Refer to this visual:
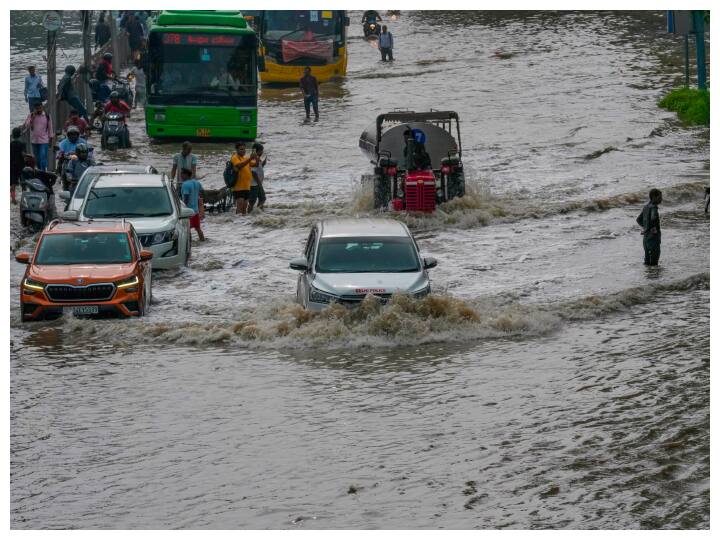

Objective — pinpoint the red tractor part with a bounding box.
[404,170,436,213]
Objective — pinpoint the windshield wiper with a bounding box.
[142,212,172,217]
[89,212,146,217]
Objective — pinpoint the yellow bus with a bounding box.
[256,10,349,84]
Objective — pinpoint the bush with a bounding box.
[658,88,710,126]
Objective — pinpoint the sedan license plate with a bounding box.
[71,305,99,316]
[196,128,211,137]
[108,121,119,127]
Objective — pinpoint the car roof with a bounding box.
[92,173,166,188]
[319,219,410,238]
[84,164,154,174]
[45,221,132,234]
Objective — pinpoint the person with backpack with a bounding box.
[180,168,206,241]
[379,25,394,61]
[636,188,663,266]
[228,142,256,215]
[24,66,45,112]
[23,101,53,171]
[58,65,90,123]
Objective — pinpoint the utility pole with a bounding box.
[692,10,707,90]
[109,11,120,68]
[47,27,57,172]
[82,10,92,113]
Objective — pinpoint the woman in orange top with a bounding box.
[230,141,256,215]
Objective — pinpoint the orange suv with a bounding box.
[15,220,153,321]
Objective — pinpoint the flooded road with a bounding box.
[10,11,709,528]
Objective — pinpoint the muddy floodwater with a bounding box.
[10,11,709,529]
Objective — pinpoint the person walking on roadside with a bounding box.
[230,141,256,215]
[126,13,145,62]
[58,65,90,122]
[23,101,53,172]
[94,13,111,50]
[24,66,45,112]
[299,66,319,121]
[379,25,394,62]
[637,188,663,266]
[10,127,25,204]
[248,142,267,213]
[170,141,197,188]
[180,168,206,242]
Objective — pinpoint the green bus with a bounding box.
[145,11,258,140]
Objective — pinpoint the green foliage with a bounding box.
[658,87,710,126]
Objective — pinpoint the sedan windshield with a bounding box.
[84,187,173,218]
[315,237,420,273]
[35,233,133,265]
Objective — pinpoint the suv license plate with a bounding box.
[72,305,99,315]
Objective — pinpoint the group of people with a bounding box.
[166,140,269,242]
[362,10,395,62]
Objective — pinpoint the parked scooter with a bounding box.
[19,167,56,231]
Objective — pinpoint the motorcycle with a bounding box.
[363,20,381,39]
[88,77,134,106]
[101,112,131,150]
[20,177,56,231]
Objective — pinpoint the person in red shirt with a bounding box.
[64,109,90,137]
[103,91,132,148]
[104,92,131,117]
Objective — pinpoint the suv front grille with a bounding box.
[46,283,115,302]
[339,293,394,306]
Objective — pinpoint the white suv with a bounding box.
[290,219,436,311]
[64,174,193,269]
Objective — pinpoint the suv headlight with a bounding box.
[309,285,339,304]
[115,275,139,289]
[149,229,176,245]
[23,278,46,292]
[412,284,431,299]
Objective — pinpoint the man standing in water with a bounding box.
[230,142,256,215]
[379,25,394,61]
[299,66,319,121]
[637,188,662,266]
[170,141,197,189]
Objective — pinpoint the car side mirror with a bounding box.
[179,207,195,219]
[423,256,437,270]
[140,250,153,261]
[289,256,309,271]
[345,16,351,26]
[58,190,71,201]
[62,210,79,221]
[15,252,31,264]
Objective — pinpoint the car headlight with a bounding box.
[309,285,339,304]
[23,278,46,291]
[154,113,166,121]
[115,275,139,289]
[149,229,176,245]
[412,284,431,299]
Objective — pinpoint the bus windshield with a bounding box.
[148,32,256,104]
[263,11,343,43]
